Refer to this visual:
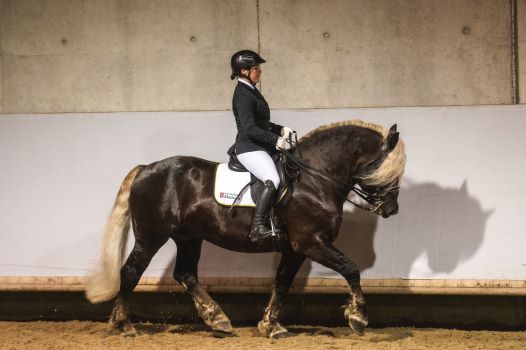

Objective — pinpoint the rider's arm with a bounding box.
[269,122,284,136]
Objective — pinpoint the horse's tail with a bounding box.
[85,165,145,304]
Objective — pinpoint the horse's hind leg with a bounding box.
[258,251,305,339]
[173,237,233,334]
[110,238,167,336]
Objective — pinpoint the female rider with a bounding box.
[230,50,292,242]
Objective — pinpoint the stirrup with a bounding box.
[249,223,281,242]
[249,228,273,242]
[269,206,285,232]
[270,213,284,232]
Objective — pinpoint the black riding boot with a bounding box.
[250,180,281,242]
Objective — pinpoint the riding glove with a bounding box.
[276,137,290,150]
[281,126,293,140]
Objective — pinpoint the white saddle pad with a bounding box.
[214,163,256,207]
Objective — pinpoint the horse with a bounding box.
[85,119,406,339]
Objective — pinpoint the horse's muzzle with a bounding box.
[381,204,399,218]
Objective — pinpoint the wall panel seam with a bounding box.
[256,0,262,92]
[0,9,3,112]
[510,0,520,104]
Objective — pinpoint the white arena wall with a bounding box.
[1,105,525,295]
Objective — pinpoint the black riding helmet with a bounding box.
[230,49,266,80]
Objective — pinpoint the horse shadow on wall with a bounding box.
[279,179,492,281]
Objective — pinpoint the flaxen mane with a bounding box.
[300,120,406,186]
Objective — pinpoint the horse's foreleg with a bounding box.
[110,239,166,336]
[173,237,233,334]
[302,242,368,336]
[258,252,305,339]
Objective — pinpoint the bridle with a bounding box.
[279,132,399,215]
[349,183,400,215]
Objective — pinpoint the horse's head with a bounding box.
[298,120,406,218]
[352,124,406,218]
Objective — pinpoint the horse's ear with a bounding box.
[387,132,399,152]
[389,124,397,134]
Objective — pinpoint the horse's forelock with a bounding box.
[362,139,406,186]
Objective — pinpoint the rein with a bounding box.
[281,132,397,214]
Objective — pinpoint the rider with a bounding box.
[230,49,293,242]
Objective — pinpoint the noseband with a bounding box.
[280,133,399,214]
[350,184,399,214]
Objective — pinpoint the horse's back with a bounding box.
[134,155,217,185]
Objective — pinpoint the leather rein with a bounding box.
[280,132,399,214]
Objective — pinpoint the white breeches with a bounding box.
[237,151,280,189]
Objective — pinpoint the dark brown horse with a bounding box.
[85,120,406,338]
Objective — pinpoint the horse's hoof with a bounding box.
[258,320,290,339]
[348,316,366,336]
[108,319,137,337]
[212,320,234,334]
[270,328,291,339]
[120,322,138,337]
[212,330,236,338]
[257,320,269,337]
[121,329,137,337]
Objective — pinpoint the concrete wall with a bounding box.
[0,0,257,113]
[0,0,522,113]
[261,0,512,108]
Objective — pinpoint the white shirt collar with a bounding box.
[238,78,255,89]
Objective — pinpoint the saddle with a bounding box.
[226,145,290,204]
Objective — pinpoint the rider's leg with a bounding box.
[237,151,280,241]
[250,179,279,241]
[237,150,280,189]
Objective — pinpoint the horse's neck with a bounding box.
[305,151,350,183]
[302,137,349,173]
[298,127,381,190]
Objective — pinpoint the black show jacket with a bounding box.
[231,82,283,155]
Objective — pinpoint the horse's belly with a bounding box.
[194,230,276,254]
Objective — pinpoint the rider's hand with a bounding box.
[276,137,290,150]
[281,126,293,140]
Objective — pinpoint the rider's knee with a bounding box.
[267,176,279,189]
